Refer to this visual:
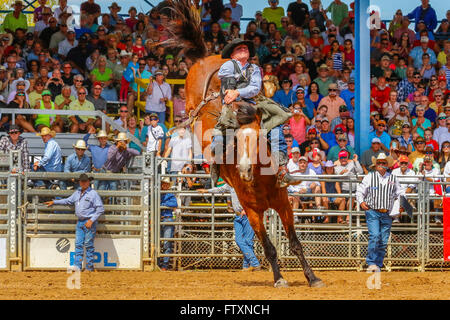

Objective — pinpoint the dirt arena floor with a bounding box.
[0,270,449,300]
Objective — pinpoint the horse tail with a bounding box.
[163,0,208,62]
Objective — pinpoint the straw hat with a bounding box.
[72,139,87,150]
[371,153,394,168]
[36,126,56,137]
[96,130,108,138]
[114,132,130,143]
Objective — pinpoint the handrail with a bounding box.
[0,108,144,149]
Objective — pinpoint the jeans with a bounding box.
[96,180,117,190]
[365,209,393,268]
[159,216,174,269]
[268,125,287,156]
[74,220,97,271]
[234,215,260,268]
[32,166,64,189]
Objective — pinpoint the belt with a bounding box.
[376,209,389,213]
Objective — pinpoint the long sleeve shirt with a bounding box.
[102,144,140,173]
[407,5,438,32]
[83,133,110,170]
[53,187,104,222]
[218,60,262,99]
[64,153,91,173]
[356,171,405,212]
[160,193,177,217]
[206,183,243,213]
[38,138,62,172]
[0,136,30,171]
[335,160,364,192]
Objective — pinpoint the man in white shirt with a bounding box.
[334,149,364,210]
[34,7,52,36]
[286,149,321,214]
[145,70,172,125]
[54,0,73,23]
[391,155,417,223]
[435,116,450,149]
[58,29,77,60]
[163,127,192,175]
[145,113,165,155]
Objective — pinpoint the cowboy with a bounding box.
[215,38,299,188]
[45,173,104,272]
[102,132,140,190]
[33,126,62,188]
[60,139,91,190]
[83,128,110,189]
[356,153,404,272]
[0,124,30,173]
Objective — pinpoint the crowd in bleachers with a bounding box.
[0,0,449,224]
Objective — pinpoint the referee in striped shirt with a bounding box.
[356,153,405,272]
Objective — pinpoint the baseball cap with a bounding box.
[8,124,22,133]
[41,90,52,96]
[370,111,379,116]
[291,147,300,154]
[381,54,391,61]
[377,119,387,125]
[334,124,347,134]
[296,86,305,93]
[149,113,159,119]
[67,29,75,34]
[154,70,164,76]
[165,54,174,60]
[348,77,355,84]
[321,117,329,122]
[283,124,290,129]
[255,10,262,15]
[319,64,329,70]
[324,160,335,168]
[338,150,349,158]
[299,156,308,162]
[415,136,425,143]
[339,105,348,112]
[307,127,317,134]
[438,112,447,119]
[418,19,425,24]
[371,137,382,144]
[438,75,446,81]
[398,155,409,163]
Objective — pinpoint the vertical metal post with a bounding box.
[355,0,371,156]
[142,153,152,270]
[211,191,216,257]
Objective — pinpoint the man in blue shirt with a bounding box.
[368,120,391,154]
[60,140,92,190]
[159,177,178,271]
[33,127,62,188]
[83,128,111,190]
[318,117,336,153]
[45,173,104,271]
[272,79,296,108]
[409,37,437,70]
[407,0,437,32]
[340,77,355,114]
[293,86,314,120]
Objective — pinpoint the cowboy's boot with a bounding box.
[273,151,303,188]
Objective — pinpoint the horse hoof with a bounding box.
[310,279,326,288]
[274,278,289,288]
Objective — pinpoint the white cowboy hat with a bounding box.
[96,130,108,138]
[11,78,30,92]
[36,126,56,138]
[161,177,173,186]
[114,132,130,143]
[119,50,132,57]
[371,153,394,168]
[0,33,13,46]
[72,139,87,150]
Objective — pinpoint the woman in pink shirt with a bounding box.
[289,102,311,144]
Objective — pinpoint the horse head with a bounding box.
[235,104,263,183]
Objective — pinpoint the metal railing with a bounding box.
[1,150,450,271]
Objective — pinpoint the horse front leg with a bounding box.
[271,194,326,288]
[245,207,287,288]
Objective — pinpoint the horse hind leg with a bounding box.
[246,209,287,288]
[272,197,326,288]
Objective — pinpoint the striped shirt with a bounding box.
[356,171,404,211]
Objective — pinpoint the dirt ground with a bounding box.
[0,271,449,300]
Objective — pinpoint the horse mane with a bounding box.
[162,0,208,63]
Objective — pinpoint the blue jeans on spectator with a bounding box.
[159,216,174,269]
[234,214,260,269]
[101,87,118,101]
[32,166,64,189]
[365,209,393,268]
[74,220,97,271]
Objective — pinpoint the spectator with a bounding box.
[33,126,62,188]
[424,128,439,153]
[46,69,65,99]
[287,153,322,214]
[318,83,346,121]
[326,0,348,28]
[330,105,350,131]
[382,90,401,121]
[1,91,34,133]
[173,87,186,118]
[0,125,30,173]
[419,155,442,224]
[409,36,437,70]
[89,55,117,101]
[430,89,445,114]
[145,70,172,124]
[289,61,311,88]
[284,133,299,157]
[107,2,123,26]
[335,150,363,214]
[306,81,323,111]
[145,113,165,156]
[39,16,59,48]
[292,86,314,119]
[262,0,285,29]
[262,44,282,67]
[83,128,110,187]
[370,76,391,114]
[327,133,355,162]
[409,136,426,165]
[438,141,450,173]
[68,87,95,133]
[45,173,104,272]
[58,29,77,61]
[289,102,310,145]
[120,53,139,103]
[307,148,325,172]
[397,66,416,103]
[66,35,93,74]
[313,64,333,96]
[61,139,91,190]
[224,0,243,24]
[407,0,437,33]
[127,115,145,154]
[54,85,75,128]
[318,117,335,152]
[113,104,129,128]
[361,138,384,174]
[412,105,432,138]
[320,160,346,223]
[368,119,391,153]
[3,1,28,34]
[53,0,73,24]
[33,89,64,133]
[273,79,295,108]
[7,78,30,104]
[164,127,192,176]
[86,81,108,130]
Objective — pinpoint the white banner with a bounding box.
[29,237,141,269]
[0,237,6,269]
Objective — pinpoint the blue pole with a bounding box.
[355,0,371,156]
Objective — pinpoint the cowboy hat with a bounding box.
[78,173,93,182]
[73,139,87,150]
[114,132,130,143]
[119,50,132,57]
[0,33,13,46]
[11,78,30,92]
[221,38,255,59]
[96,130,108,138]
[161,177,173,186]
[108,2,121,10]
[371,153,394,168]
[36,126,56,137]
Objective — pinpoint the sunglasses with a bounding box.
[311,141,319,144]
[338,139,347,142]
[400,162,408,165]
[378,124,386,127]
[416,141,425,144]
[75,80,83,82]
[17,93,25,96]
[9,131,20,134]
[329,89,337,92]
[443,145,450,148]
[285,139,292,142]
[78,92,86,95]
[425,151,433,154]
[439,117,446,120]
[150,117,158,121]
[414,76,421,78]
[120,110,128,113]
